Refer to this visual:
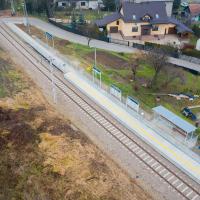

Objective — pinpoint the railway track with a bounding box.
[0,22,200,200]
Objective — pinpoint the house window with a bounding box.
[116,20,119,25]
[132,26,138,32]
[155,14,159,19]
[152,25,159,31]
[142,15,151,21]
[81,1,86,6]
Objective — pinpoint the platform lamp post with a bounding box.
[22,0,30,34]
[49,57,57,104]
[10,0,16,16]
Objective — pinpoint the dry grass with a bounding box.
[0,48,153,199]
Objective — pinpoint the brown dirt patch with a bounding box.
[86,51,129,69]
[0,37,153,200]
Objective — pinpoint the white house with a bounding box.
[57,0,104,10]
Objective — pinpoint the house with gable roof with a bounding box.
[96,1,192,41]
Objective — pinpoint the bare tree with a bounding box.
[78,24,101,46]
[145,47,168,88]
[162,65,185,88]
[129,55,140,81]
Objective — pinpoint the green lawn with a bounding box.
[54,9,112,21]
[189,35,198,46]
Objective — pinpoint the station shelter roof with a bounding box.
[153,105,197,134]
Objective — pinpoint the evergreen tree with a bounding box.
[78,11,85,25]
[71,10,77,29]
[102,0,115,11]
[173,0,181,11]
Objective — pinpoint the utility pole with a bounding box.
[49,57,57,104]
[23,0,30,34]
[93,47,96,82]
[92,47,102,88]
[10,0,16,16]
[94,47,97,68]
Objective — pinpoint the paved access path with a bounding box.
[2,17,200,72]
[2,17,135,53]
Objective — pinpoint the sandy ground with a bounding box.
[0,47,153,199]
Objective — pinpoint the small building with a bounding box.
[196,38,200,51]
[57,0,104,10]
[188,4,200,22]
[96,1,193,40]
[153,105,198,147]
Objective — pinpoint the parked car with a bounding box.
[181,2,189,7]
[182,107,197,121]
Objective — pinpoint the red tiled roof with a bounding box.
[189,4,200,16]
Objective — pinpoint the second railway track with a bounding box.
[0,22,199,200]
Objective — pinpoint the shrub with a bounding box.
[144,42,179,57]
[192,24,200,37]
[195,128,200,141]
[182,43,195,50]
[182,48,200,59]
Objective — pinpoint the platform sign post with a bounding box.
[45,32,54,48]
[49,57,57,104]
[92,66,102,88]
[110,85,122,101]
[126,96,139,113]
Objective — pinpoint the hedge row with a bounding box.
[182,48,200,59]
[192,24,200,38]
[144,42,179,57]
